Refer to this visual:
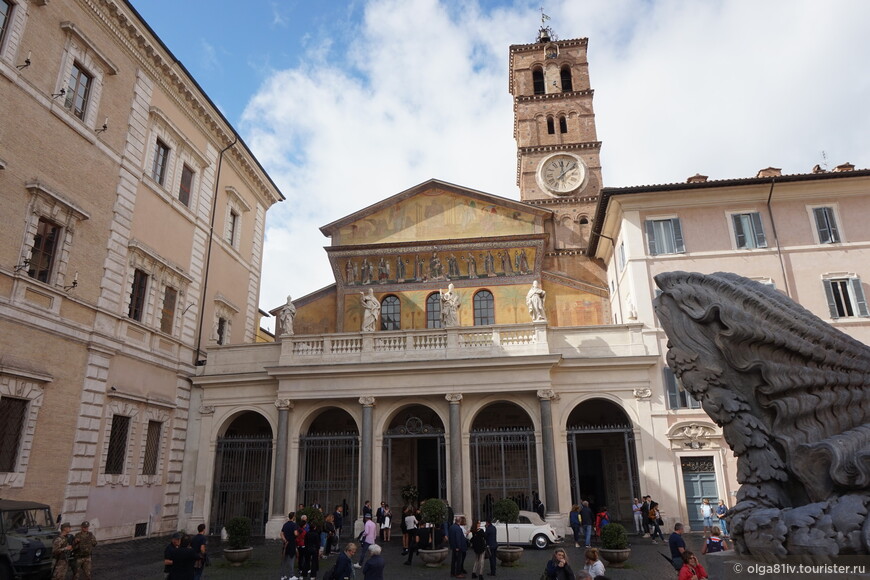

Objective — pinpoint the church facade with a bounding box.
[185,26,745,538]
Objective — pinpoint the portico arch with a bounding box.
[382,405,446,511]
[470,402,539,520]
[209,411,273,535]
[298,407,360,520]
[566,398,638,522]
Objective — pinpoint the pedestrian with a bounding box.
[190,523,207,580]
[355,512,377,568]
[279,512,299,580]
[332,505,344,541]
[715,499,729,537]
[678,551,708,580]
[52,522,75,580]
[72,521,97,580]
[323,514,337,557]
[484,519,498,577]
[648,501,665,544]
[448,516,467,578]
[701,526,728,554]
[640,496,651,537]
[668,522,687,570]
[381,504,392,542]
[165,534,197,580]
[301,520,320,579]
[362,544,385,580]
[544,547,575,579]
[569,504,581,547]
[331,543,356,580]
[583,547,606,578]
[468,520,487,579]
[699,498,713,535]
[631,498,644,535]
[594,506,610,540]
[579,501,594,548]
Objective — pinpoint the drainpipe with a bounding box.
[765,177,792,298]
[194,137,237,365]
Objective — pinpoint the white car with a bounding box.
[493,510,562,549]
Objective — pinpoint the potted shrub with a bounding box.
[417,498,448,567]
[223,516,253,566]
[401,484,419,509]
[599,522,630,567]
[493,498,522,567]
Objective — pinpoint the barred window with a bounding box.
[380,295,400,330]
[217,317,228,345]
[151,139,170,185]
[142,421,162,475]
[178,164,194,206]
[128,268,148,321]
[28,217,60,283]
[426,293,442,329]
[473,290,495,326]
[159,286,178,334]
[0,397,28,472]
[105,415,131,475]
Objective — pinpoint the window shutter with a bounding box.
[671,218,685,253]
[664,367,679,409]
[851,278,869,317]
[732,214,746,248]
[814,207,838,243]
[646,220,659,256]
[751,212,767,248]
[823,279,839,318]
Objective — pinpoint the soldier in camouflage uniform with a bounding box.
[73,521,97,580]
[52,522,74,580]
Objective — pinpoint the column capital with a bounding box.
[536,389,559,401]
[359,395,376,407]
[445,393,463,404]
[275,398,294,410]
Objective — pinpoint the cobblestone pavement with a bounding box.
[92,531,720,579]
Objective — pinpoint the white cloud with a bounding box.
[242,0,870,328]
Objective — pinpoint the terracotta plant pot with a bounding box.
[599,547,630,568]
[495,546,523,567]
[222,547,253,566]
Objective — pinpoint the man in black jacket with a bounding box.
[485,520,498,577]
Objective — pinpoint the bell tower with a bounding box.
[509,23,603,253]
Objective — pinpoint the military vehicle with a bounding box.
[0,500,57,579]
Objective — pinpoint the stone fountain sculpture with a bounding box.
[653,271,869,557]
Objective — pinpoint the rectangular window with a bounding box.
[0,397,28,472]
[28,217,60,283]
[645,218,685,255]
[228,210,240,246]
[732,212,767,249]
[64,62,92,120]
[664,367,701,410]
[823,278,869,319]
[217,317,227,345]
[142,420,162,475]
[0,1,12,49]
[128,268,148,321]
[151,139,170,185]
[617,242,626,271]
[159,286,178,334]
[105,415,130,475]
[813,207,841,244]
[178,164,194,206]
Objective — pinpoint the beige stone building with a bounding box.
[0,0,282,540]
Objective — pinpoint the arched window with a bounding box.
[532,67,545,95]
[560,66,573,92]
[380,295,400,330]
[473,290,495,326]
[559,116,568,133]
[426,293,441,329]
[578,216,590,225]
[546,117,555,135]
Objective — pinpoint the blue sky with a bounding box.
[129,1,870,329]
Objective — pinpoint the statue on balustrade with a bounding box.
[526,281,546,322]
[440,283,460,327]
[654,271,870,557]
[360,288,380,332]
[279,295,296,336]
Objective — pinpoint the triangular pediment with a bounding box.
[320,179,551,246]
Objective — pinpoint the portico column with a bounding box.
[537,389,559,514]
[446,393,464,514]
[272,398,292,516]
[359,396,375,515]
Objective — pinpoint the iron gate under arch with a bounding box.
[470,428,538,521]
[298,432,359,518]
[566,423,640,518]
[382,417,446,507]
[209,434,273,536]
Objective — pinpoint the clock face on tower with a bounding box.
[535,152,588,196]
